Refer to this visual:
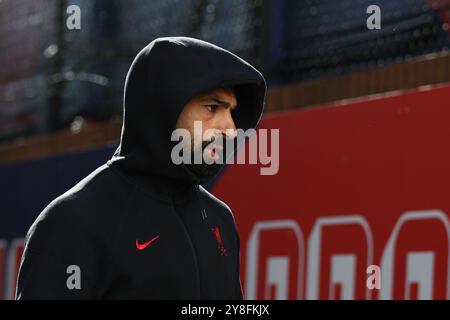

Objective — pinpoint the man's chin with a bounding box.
[184,162,223,181]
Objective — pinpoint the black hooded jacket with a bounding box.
[16,37,266,299]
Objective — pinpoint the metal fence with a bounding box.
[1,0,450,141]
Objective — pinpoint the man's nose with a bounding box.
[219,109,237,139]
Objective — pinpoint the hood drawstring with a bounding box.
[196,185,208,221]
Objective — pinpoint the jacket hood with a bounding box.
[108,36,267,188]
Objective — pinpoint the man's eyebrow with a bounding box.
[201,95,237,109]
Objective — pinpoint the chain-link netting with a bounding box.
[1,0,450,140]
[272,0,450,82]
[0,0,265,140]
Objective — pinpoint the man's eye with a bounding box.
[206,105,218,112]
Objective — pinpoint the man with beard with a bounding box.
[174,87,238,180]
[16,37,266,299]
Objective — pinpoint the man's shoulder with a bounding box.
[28,164,132,242]
[60,163,130,207]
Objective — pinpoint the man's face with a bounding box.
[175,87,238,178]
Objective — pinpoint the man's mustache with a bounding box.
[200,134,235,152]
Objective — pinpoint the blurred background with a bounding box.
[2,0,450,141]
[1,0,450,300]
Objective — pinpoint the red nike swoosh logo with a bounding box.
[135,235,160,250]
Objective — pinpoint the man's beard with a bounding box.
[184,134,235,181]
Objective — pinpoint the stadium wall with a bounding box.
[2,81,450,299]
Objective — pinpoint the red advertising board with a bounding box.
[212,84,450,300]
[2,84,450,300]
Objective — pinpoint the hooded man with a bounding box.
[16,37,266,299]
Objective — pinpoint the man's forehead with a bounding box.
[199,87,235,99]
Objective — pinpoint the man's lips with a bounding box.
[205,143,223,160]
